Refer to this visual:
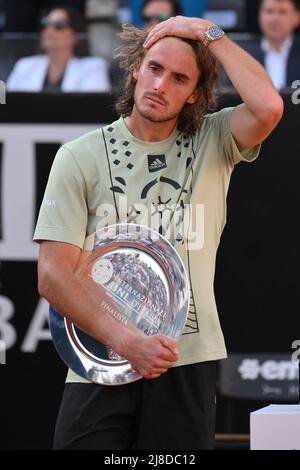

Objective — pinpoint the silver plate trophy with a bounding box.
[49,223,189,385]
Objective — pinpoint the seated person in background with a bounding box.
[7,6,111,92]
[140,0,182,28]
[244,0,300,90]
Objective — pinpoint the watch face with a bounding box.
[208,25,224,39]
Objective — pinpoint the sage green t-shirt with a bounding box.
[34,107,260,383]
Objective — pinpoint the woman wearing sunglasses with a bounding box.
[7,6,111,92]
[140,0,182,28]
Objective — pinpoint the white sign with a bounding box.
[0,124,102,260]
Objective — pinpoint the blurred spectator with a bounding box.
[6,6,111,92]
[244,0,300,34]
[129,0,207,27]
[244,0,300,90]
[3,0,86,32]
[140,0,182,28]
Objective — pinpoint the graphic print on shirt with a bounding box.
[150,194,199,335]
[104,125,199,336]
[174,164,199,336]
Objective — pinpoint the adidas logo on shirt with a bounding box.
[148,154,167,173]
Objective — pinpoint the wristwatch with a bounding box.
[203,24,225,47]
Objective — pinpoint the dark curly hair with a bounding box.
[114,24,219,136]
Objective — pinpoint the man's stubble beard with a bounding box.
[135,96,181,124]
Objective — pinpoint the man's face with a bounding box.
[142,0,175,28]
[259,0,299,41]
[132,37,200,125]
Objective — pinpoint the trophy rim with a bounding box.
[49,223,190,386]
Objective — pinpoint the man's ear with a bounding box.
[133,58,142,80]
[133,68,139,81]
[186,88,200,105]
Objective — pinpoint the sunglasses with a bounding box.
[141,13,171,23]
[40,17,71,31]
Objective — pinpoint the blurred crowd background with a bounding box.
[1,0,299,94]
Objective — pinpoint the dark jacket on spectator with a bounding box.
[242,36,300,89]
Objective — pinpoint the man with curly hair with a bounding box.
[34,16,283,449]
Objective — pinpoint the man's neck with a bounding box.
[125,107,178,142]
[265,36,292,52]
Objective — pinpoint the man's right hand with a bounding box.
[119,333,178,379]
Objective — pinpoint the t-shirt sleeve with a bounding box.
[33,145,88,248]
[211,107,261,166]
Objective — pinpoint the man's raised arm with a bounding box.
[144,16,284,149]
